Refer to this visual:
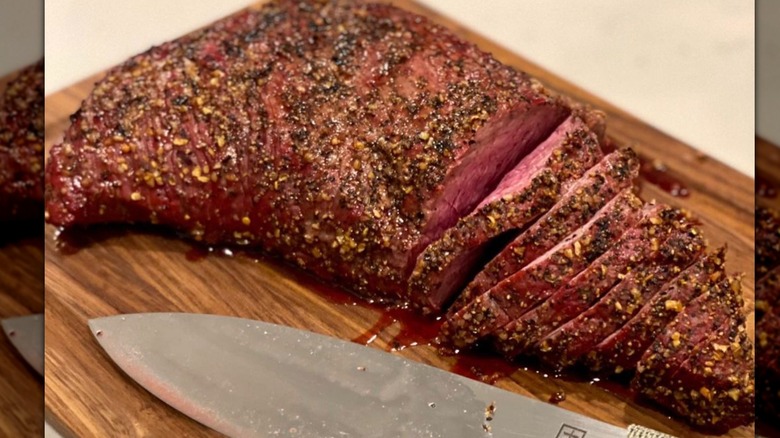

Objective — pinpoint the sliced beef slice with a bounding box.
[495,210,706,360]
[585,248,727,373]
[632,277,740,393]
[537,253,702,370]
[469,111,603,209]
[44,0,572,300]
[438,188,643,350]
[450,148,639,312]
[757,207,780,279]
[633,278,753,430]
[408,114,603,312]
[669,320,754,430]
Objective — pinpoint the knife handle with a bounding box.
[626,424,677,438]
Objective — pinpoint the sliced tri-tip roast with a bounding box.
[1,60,44,220]
[43,0,752,430]
[439,189,644,350]
[493,207,706,360]
[585,249,727,374]
[450,147,640,312]
[408,113,604,312]
[633,277,754,431]
[536,248,702,370]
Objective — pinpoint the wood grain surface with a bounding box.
[44,1,755,437]
[0,227,44,438]
[0,69,45,438]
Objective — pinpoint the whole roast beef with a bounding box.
[44,0,753,430]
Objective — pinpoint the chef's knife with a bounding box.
[2,313,43,376]
[89,313,674,438]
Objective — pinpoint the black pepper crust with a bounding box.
[585,248,727,374]
[409,169,560,312]
[633,277,741,391]
[0,60,44,220]
[44,0,570,298]
[536,247,702,371]
[438,189,644,350]
[451,147,639,313]
[494,207,706,360]
[408,119,603,313]
[632,277,754,430]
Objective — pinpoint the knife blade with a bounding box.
[89,313,674,438]
[2,313,44,376]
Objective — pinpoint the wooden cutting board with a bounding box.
[0,70,44,437]
[0,231,44,438]
[43,1,755,437]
